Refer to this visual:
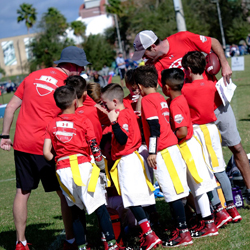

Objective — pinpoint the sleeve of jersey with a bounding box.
[171,104,188,130]
[141,97,158,120]
[186,31,211,54]
[14,80,24,99]
[84,118,96,142]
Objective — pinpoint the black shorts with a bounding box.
[119,68,126,80]
[14,150,60,192]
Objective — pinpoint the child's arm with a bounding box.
[147,118,160,169]
[108,109,128,145]
[43,138,54,161]
[175,126,188,141]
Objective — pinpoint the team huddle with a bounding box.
[1,30,249,250]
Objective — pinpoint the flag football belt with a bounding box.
[110,151,155,195]
[56,154,108,202]
[193,124,219,169]
[160,148,184,194]
[178,137,203,184]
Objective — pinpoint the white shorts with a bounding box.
[193,124,226,173]
[180,136,217,197]
[117,152,155,208]
[56,162,106,214]
[154,145,189,202]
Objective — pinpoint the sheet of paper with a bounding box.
[215,77,237,106]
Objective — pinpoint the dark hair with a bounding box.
[125,69,135,87]
[134,65,158,88]
[161,68,184,90]
[181,51,206,74]
[65,75,87,99]
[101,83,124,103]
[87,81,101,103]
[54,85,76,110]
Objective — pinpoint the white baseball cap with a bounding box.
[132,30,158,61]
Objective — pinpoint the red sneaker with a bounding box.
[162,228,193,247]
[108,242,133,250]
[191,220,218,238]
[226,205,242,222]
[63,240,78,250]
[214,207,232,228]
[139,230,162,250]
[15,242,31,250]
[101,236,109,250]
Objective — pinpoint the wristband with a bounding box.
[149,136,158,154]
[0,134,10,139]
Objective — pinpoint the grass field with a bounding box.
[0,56,250,250]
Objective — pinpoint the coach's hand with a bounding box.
[147,154,157,169]
[0,138,12,151]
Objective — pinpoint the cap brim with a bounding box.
[53,59,91,67]
[132,50,146,61]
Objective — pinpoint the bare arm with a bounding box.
[211,37,232,84]
[176,126,188,140]
[43,138,54,161]
[0,95,22,151]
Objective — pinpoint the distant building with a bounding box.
[0,33,37,77]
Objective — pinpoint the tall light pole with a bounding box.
[114,14,123,54]
[173,0,186,32]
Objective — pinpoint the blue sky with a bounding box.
[0,0,83,39]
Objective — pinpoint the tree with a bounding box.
[17,3,37,34]
[83,34,116,70]
[28,7,74,70]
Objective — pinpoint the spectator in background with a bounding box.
[230,44,239,57]
[101,65,110,80]
[115,52,126,88]
[93,71,107,88]
[238,41,247,56]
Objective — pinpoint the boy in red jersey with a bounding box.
[181,51,242,227]
[133,65,192,248]
[43,85,130,250]
[161,68,218,238]
[101,83,162,250]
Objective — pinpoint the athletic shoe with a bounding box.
[108,242,133,250]
[162,228,193,247]
[139,230,162,250]
[102,236,109,250]
[190,220,218,238]
[15,242,31,250]
[226,205,242,222]
[214,207,232,228]
[63,240,78,250]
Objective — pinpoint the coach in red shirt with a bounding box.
[132,30,250,202]
[0,46,90,250]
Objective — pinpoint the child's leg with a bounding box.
[169,199,187,229]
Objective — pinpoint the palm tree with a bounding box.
[17,3,37,34]
[71,20,86,37]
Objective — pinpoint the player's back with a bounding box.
[141,92,178,151]
[182,79,217,125]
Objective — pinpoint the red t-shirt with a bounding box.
[13,67,67,155]
[141,92,178,151]
[76,105,102,144]
[111,108,141,161]
[123,94,138,112]
[168,95,193,143]
[152,31,222,109]
[181,79,217,125]
[45,113,95,169]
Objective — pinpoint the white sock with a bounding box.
[196,193,211,218]
[66,238,75,244]
[16,240,27,246]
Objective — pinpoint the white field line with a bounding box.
[0,177,15,183]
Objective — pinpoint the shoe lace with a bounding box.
[194,221,205,232]
[169,228,180,240]
[139,232,146,247]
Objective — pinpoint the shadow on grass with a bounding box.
[0,223,62,250]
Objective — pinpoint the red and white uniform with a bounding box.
[76,105,103,144]
[141,92,177,150]
[14,68,67,155]
[45,113,106,213]
[111,108,155,208]
[169,95,217,196]
[181,79,225,173]
[141,92,189,202]
[181,79,217,125]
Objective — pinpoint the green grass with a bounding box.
[0,56,250,250]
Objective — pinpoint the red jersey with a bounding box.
[76,105,102,144]
[169,95,193,143]
[123,94,138,112]
[45,113,95,169]
[111,108,141,161]
[13,67,67,155]
[152,31,222,109]
[141,92,178,151]
[181,79,217,125]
